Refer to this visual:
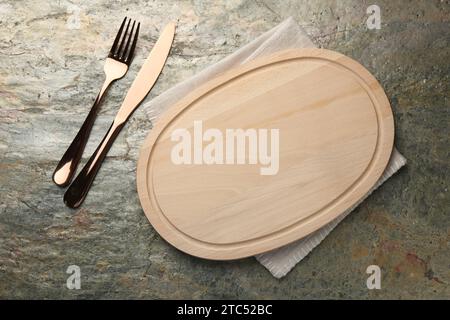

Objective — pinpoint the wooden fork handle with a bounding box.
[63,119,125,208]
[52,80,111,187]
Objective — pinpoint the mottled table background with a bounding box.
[1,0,449,299]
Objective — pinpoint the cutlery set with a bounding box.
[53,17,176,208]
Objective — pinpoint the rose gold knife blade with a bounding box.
[115,21,176,123]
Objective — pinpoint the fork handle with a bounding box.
[64,119,126,208]
[52,79,112,187]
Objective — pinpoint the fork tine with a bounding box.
[117,18,131,58]
[125,22,140,64]
[109,17,127,57]
[121,20,136,60]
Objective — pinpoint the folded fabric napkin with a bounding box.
[142,17,407,278]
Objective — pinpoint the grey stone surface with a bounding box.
[0,0,449,299]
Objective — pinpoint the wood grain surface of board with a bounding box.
[137,48,394,260]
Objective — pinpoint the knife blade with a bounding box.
[116,22,176,123]
[64,22,176,208]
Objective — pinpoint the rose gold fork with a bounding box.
[52,17,140,187]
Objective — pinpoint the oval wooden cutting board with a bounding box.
[137,48,394,260]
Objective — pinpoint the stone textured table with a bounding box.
[0,0,449,299]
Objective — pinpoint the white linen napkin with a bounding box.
[142,17,407,278]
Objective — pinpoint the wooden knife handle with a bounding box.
[63,120,125,208]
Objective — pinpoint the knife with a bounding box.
[64,22,176,208]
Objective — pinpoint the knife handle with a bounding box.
[52,79,112,187]
[63,119,125,208]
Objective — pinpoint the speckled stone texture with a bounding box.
[0,0,448,299]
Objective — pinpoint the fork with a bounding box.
[52,17,140,187]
